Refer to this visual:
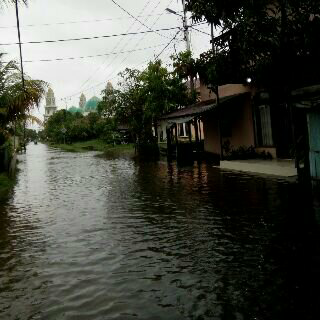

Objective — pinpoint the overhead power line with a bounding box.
[64,30,181,99]
[94,0,174,90]
[110,0,171,40]
[0,12,183,29]
[190,26,210,36]
[0,26,181,46]
[10,43,166,63]
[154,30,181,61]
[76,0,155,93]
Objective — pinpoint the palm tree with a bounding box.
[0,0,27,8]
[0,54,47,129]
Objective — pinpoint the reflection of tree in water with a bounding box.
[129,162,320,319]
[0,201,48,319]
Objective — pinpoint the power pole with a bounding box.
[15,0,26,152]
[210,22,223,160]
[181,0,191,52]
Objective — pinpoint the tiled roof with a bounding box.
[161,93,248,121]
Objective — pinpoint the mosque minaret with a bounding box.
[44,88,58,122]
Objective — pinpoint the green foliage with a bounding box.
[171,50,199,102]
[0,172,15,199]
[186,0,320,94]
[0,0,28,8]
[172,50,197,81]
[222,140,273,160]
[97,83,118,118]
[13,123,38,141]
[0,54,47,127]
[44,110,117,144]
[102,60,193,150]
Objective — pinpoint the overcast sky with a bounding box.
[0,0,212,127]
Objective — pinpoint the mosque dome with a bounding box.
[68,106,83,114]
[85,96,101,112]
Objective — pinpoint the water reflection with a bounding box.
[0,143,319,320]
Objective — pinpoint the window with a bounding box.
[178,123,187,137]
[256,105,273,146]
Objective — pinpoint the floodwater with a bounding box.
[0,143,319,320]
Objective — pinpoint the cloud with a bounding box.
[0,0,211,127]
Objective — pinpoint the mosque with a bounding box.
[68,94,101,115]
[44,88,58,122]
[43,82,113,121]
[68,82,113,115]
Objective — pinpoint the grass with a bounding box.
[50,139,135,158]
[0,173,15,199]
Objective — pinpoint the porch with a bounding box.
[218,159,297,177]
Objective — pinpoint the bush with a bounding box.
[223,140,273,160]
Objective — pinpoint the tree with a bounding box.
[113,60,192,148]
[0,54,47,128]
[0,0,28,8]
[186,0,320,94]
[97,83,119,119]
[171,50,199,102]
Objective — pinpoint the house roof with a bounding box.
[160,92,248,121]
[291,85,320,109]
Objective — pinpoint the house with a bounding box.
[291,85,320,190]
[156,78,204,156]
[200,83,256,159]
[158,77,300,176]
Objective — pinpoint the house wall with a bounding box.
[202,90,255,156]
[203,117,221,155]
[157,120,204,143]
[225,95,255,149]
[200,83,252,101]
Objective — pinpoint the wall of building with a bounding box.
[200,83,252,101]
[157,120,204,143]
[224,95,255,149]
[203,116,221,155]
[202,94,255,156]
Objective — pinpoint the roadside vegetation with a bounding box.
[0,172,15,200]
[36,1,320,163]
[50,139,134,156]
[42,58,197,158]
[0,48,46,193]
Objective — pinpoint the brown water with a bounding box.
[0,143,319,320]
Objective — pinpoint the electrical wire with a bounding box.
[95,0,176,88]
[76,0,155,92]
[0,12,183,29]
[11,43,166,63]
[110,0,172,40]
[0,26,181,46]
[190,25,210,36]
[64,30,181,99]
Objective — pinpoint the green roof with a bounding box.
[69,106,83,113]
[85,96,101,112]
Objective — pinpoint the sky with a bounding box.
[0,0,212,128]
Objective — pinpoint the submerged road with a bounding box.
[0,143,319,320]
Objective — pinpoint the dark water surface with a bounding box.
[0,143,320,320]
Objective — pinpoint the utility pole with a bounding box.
[181,0,191,52]
[181,0,194,93]
[210,22,223,160]
[15,0,26,152]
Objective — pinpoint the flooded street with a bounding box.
[0,143,319,320]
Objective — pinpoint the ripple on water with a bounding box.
[0,143,319,320]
